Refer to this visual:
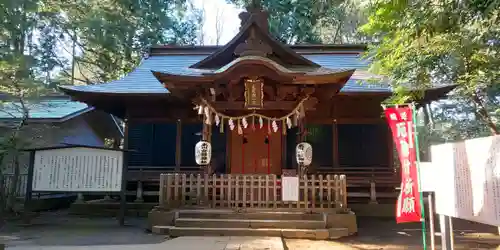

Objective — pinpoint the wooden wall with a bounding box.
[125,95,392,172]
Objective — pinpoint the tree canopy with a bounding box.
[229,0,369,44]
[361,0,500,135]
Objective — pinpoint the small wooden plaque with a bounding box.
[282,169,297,177]
[244,78,264,109]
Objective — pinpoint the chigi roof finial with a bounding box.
[239,0,269,31]
[250,0,261,9]
[247,0,263,12]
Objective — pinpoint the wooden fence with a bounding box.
[159,174,347,210]
[1,173,28,198]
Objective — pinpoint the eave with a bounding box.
[152,56,356,86]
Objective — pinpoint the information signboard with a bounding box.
[431,135,500,226]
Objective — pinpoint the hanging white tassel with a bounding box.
[242,117,248,129]
[237,123,243,135]
[267,119,271,134]
[204,106,210,118]
[286,116,292,129]
[229,119,235,130]
[198,105,203,115]
[215,114,220,126]
[259,116,263,129]
[272,120,278,133]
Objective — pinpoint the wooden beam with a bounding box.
[210,99,317,111]
[225,125,231,174]
[175,120,182,171]
[387,125,394,171]
[332,122,339,168]
[281,126,287,171]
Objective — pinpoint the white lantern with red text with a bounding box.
[195,141,212,165]
[296,142,313,166]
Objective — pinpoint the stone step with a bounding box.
[152,226,349,240]
[175,218,325,229]
[177,210,324,221]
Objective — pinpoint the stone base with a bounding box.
[325,210,357,235]
[152,226,347,240]
[148,208,356,240]
[147,207,176,229]
[68,202,156,217]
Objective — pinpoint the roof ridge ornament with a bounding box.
[238,0,269,32]
[234,26,272,57]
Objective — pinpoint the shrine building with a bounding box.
[60,2,453,224]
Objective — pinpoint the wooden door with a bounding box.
[229,124,282,174]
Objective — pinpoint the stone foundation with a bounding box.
[148,208,358,240]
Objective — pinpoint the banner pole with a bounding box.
[412,103,427,250]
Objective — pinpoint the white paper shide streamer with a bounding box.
[215,114,220,126]
[272,120,278,132]
[286,117,292,129]
[195,98,308,134]
[242,117,248,129]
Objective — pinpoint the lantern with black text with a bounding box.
[195,141,212,165]
[296,142,313,166]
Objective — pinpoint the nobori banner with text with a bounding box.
[384,106,422,223]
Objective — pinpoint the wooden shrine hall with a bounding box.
[60,1,453,230]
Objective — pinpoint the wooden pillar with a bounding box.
[225,125,231,174]
[387,125,394,171]
[281,126,287,172]
[175,120,182,172]
[332,121,339,168]
[201,122,211,174]
[135,180,143,203]
[118,117,130,226]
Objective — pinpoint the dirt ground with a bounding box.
[337,216,500,249]
[1,211,499,250]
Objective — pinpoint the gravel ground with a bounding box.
[1,211,500,250]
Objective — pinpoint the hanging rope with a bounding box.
[195,96,309,121]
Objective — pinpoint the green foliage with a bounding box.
[229,0,368,44]
[39,0,201,84]
[361,0,500,134]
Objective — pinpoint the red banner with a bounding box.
[384,106,422,223]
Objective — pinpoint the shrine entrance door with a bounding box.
[229,124,282,175]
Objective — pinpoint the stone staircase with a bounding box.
[150,209,356,240]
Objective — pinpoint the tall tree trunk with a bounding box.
[6,156,20,212]
[472,94,499,135]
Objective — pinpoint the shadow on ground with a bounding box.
[2,212,500,250]
[1,211,167,248]
[332,216,500,249]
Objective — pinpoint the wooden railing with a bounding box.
[159,174,347,210]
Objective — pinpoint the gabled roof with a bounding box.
[61,50,392,94]
[190,20,320,69]
[0,96,92,122]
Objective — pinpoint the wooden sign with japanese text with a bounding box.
[384,106,422,223]
[244,78,264,109]
[32,147,123,192]
[282,169,299,201]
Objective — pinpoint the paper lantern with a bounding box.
[296,142,313,166]
[195,141,212,165]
